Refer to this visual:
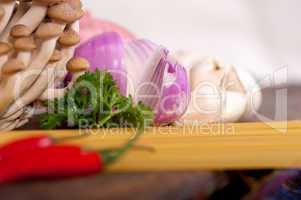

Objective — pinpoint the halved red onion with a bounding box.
[130,46,190,124]
[155,55,190,124]
[75,32,190,124]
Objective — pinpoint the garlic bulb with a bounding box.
[173,52,262,124]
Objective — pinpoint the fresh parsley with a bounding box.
[40,70,154,130]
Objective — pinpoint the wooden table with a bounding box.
[0,85,300,200]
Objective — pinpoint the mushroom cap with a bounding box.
[59,29,80,46]
[14,37,36,51]
[10,24,31,38]
[49,50,62,62]
[67,57,90,72]
[2,59,26,75]
[35,22,63,40]
[47,3,84,23]
[0,42,12,55]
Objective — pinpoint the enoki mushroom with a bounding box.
[0,0,88,131]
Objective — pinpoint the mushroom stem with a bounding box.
[15,118,29,129]
[0,119,21,132]
[0,109,23,126]
[40,21,81,101]
[17,52,31,66]
[39,88,66,101]
[14,36,37,66]
[0,42,12,80]
[1,64,57,118]
[42,22,85,101]
[0,1,16,33]
[39,69,85,101]
[16,25,64,90]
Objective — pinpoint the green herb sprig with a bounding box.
[40,70,154,130]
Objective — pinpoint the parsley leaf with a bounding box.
[40,70,154,130]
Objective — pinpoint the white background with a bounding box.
[83,0,300,83]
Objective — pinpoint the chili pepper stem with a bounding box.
[101,124,145,166]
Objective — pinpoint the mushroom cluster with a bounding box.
[0,0,88,131]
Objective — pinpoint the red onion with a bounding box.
[75,32,190,125]
[125,42,190,124]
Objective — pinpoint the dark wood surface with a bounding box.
[0,85,300,200]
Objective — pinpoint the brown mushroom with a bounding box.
[14,36,36,51]
[59,29,80,46]
[2,59,25,75]
[0,0,84,130]
[39,21,81,101]
[10,24,31,37]
[35,22,64,39]
[47,3,83,23]
[67,57,90,72]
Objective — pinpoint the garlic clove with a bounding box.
[189,58,225,91]
[236,68,262,120]
[175,55,259,124]
[178,84,247,125]
[221,91,248,122]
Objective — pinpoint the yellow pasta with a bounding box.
[0,121,301,171]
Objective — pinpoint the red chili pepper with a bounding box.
[0,134,89,161]
[0,125,145,184]
[0,145,99,183]
[0,135,52,160]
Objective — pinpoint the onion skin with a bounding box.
[125,42,190,125]
[75,32,127,95]
[155,60,190,124]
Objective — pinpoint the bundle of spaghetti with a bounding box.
[1,121,301,171]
